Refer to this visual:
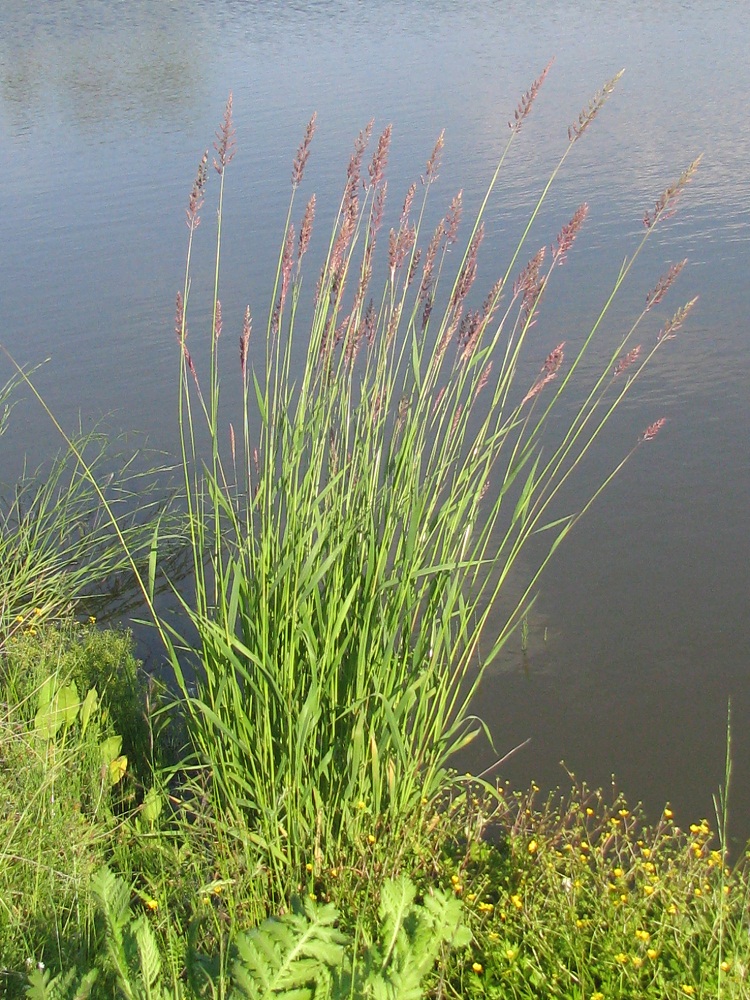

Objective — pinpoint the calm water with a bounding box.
[2,1,749,842]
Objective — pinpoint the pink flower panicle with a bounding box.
[369,183,387,243]
[552,203,589,264]
[543,342,565,375]
[423,129,445,183]
[240,305,252,379]
[213,93,236,175]
[400,183,416,229]
[363,298,376,346]
[174,292,186,344]
[514,246,546,324]
[214,299,223,342]
[368,124,392,189]
[481,277,504,328]
[388,223,416,283]
[657,296,699,342]
[298,194,316,262]
[407,247,422,288]
[646,259,688,310]
[510,59,554,133]
[421,295,433,332]
[474,362,493,400]
[521,342,565,406]
[451,223,484,309]
[641,418,667,442]
[419,220,445,302]
[643,157,701,229]
[614,345,642,376]
[292,112,317,187]
[458,310,481,363]
[186,151,208,229]
[568,71,624,142]
[272,225,295,334]
[445,191,463,244]
[348,120,374,189]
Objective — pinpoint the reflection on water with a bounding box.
[1,0,749,843]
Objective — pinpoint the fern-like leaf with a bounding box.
[232,897,345,1000]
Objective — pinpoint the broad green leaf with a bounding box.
[108,754,128,785]
[79,686,98,736]
[100,734,123,766]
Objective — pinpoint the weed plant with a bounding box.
[168,68,700,903]
[0,369,176,645]
[0,623,151,990]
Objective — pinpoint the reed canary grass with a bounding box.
[163,66,700,907]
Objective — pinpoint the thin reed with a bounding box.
[169,70,698,902]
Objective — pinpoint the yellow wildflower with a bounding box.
[681,986,695,996]
[631,956,643,969]
[591,993,604,1000]
[720,960,731,973]
[613,868,624,878]
[145,898,158,911]
[510,894,523,909]
[664,807,674,820]
[478,901,494,913]
[505,948,517,961]
[528,840,538,854]
[586,807,595,816]
[615,952,628,964]
[635,929,650,942]
[643,885,654,896]
[647,949,659,961]
[667,903,677,914]
[472,962,483,974]
[488,931,500,941]
[641,847,651,858]
[306,862,314,872]
[367,833,376,844]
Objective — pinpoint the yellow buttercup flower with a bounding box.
[635,929,650,942]
[527,840,538,854]
[510,894,523,909]
[681,986,695,996]
[647,948,659,960]
[472,962,483,974]
[615,952,628,964]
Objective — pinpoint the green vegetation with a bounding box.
[2,66,742,998]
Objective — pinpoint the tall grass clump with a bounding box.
[170,69,699,901]
[0,367,177,645]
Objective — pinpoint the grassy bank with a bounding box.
[1,65,737,997]
[1,623,748,998]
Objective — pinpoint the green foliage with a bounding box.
[0,388,173,645]
[0,623,160,992]
[232,897,346,1000]
[90,865,169,1000]
[25,967,99,1000]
